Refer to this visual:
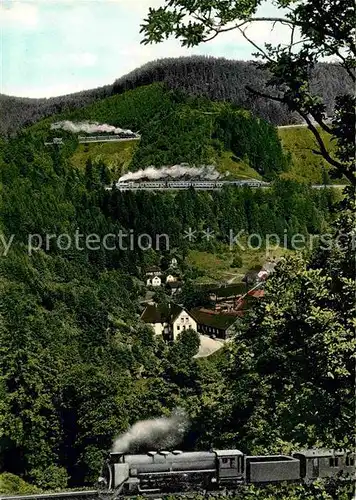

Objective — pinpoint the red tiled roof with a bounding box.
[248,289,265,298]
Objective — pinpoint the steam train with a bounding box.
[98,448,355,497]
[115,180,270,191]
[78,133,140,143]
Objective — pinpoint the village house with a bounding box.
[141,303,197,342]
[207,283,247,312]
[146,276,162,287]
[166,274,177,283]
[234,287,265,313]
[189,308,240,340]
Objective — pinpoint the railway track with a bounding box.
[109,181,347,192]
[0,489,237,500]
[0,490,99,500]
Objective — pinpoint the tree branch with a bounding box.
[245,86,286,104]
[289,24,296,55]
[203,17,298,43]
[301,113,355,185]
[246,86,355,186]
[237,27,275,63]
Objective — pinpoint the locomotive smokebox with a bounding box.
[110,450,125,463]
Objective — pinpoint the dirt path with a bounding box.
[194,335,225,358]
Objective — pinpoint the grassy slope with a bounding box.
[187,244,290,284]
[70,140,138,178]
[218,151,262,180]
[70,143,262,181]
[278,126,346,184]
[70,124,339,184]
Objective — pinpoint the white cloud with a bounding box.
[0,1,39,29]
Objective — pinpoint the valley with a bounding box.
[0,51,353,500]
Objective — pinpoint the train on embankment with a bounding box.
[1,448,354,500]
[114,179,271,191]
[109,180,344,192]
[97,447,355,497]
[78,133,140,143]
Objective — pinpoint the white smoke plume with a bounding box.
[112,408,189,453]
[51,120,135,135]
[119,164,221,183]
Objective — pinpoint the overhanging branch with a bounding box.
[246,86,355,186]
[203,17,297,43]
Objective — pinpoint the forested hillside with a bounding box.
[0,99,341,491]
[31,84,290,180]
[0,86,112,137]
[1,57,353,136]
[112,57,353,125]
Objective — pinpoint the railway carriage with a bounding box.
[293,449,356,483]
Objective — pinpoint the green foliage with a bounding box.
[278,126,347,184]
[0,44,352,496]
[0,473,41,495]
[231,255,243,268]
[214,106,289,179]
[106,179,334,254]
[28,466,68,491]
[34,84,289,180]
[70,139,138,178]
[164,329,201,388]
[161,480,355,499]
[192,235,355,452]
[177,281,213,310]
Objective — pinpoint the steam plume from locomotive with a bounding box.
[112,408,189,453]
[119,164,221,182]
[51,120,134,135]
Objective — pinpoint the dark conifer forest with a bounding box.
[0,57,353,136]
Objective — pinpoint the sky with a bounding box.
[0,0,293,98]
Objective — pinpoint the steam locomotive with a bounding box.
[98,448,355,497]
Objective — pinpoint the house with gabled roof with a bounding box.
[141,303,197,342]
[146,275,162,287]
[189,308,240,340]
